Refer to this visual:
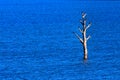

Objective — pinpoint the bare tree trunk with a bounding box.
[73,12,91,60]
[83,30,87,60]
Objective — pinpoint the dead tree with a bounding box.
[73,12,91,60]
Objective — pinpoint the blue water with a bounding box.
[0,0,120,80]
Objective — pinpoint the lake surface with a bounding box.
[0,0,120,80]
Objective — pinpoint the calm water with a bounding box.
[0,0,120,80]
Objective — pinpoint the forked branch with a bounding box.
[78,27,83,34]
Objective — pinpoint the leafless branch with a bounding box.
[86,22,92,30]
[73,32,83,44]
[82,12,87,18]
[80,20,83,25]
[87,35,91,41]
[78,27,83,33]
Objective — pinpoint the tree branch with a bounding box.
[82,12,87,19]
[87,35,91,41]
[78,27,83,34]
[73,32,83,44]
[86,22,92,30]
[80,20,84,25]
